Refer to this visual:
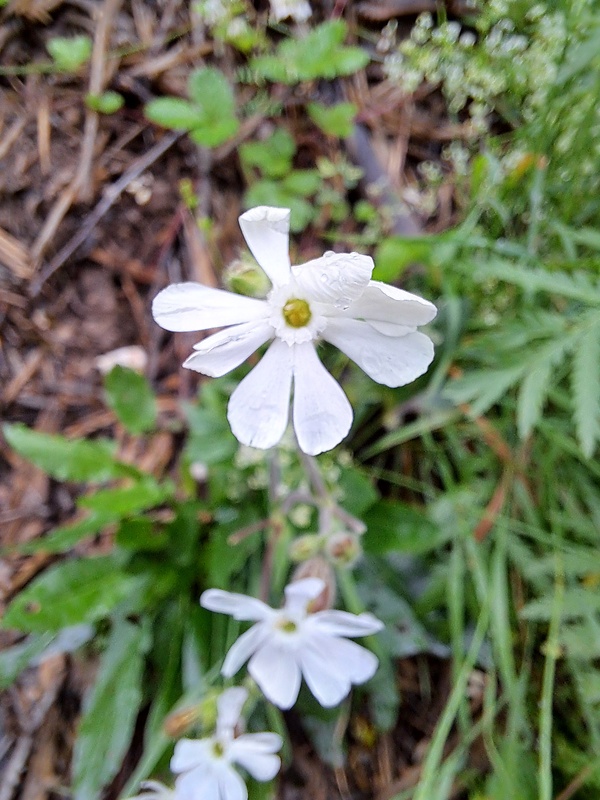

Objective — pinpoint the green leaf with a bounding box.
[373,236,435,282]
[145,97,203,130]
[2,423,127,482]
[189,116,239,147]
[1,556,139,633]
[337,467,379,517]
[363,501,443,555]
[521,587,600,622]
[72,619,150,800]
[10,513,114,555]
[444,365,525,417]
[307,102,357,137]
[251,21,369,84]
[283,170,321,197]
[77,478,173,514]
[85,90,124,114]
[245,181,314,232]
[240,128,295,179]
[188,67,235,114]
[104,365,157,434]
[186,67,239,146]
[572,323,600,458]
[47,35,92,71]
[517,340,570,438]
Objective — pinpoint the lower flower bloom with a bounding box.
[171,687,282,800]
[200,578,384,709]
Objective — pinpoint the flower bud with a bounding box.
[292,556,335,611]
[289,533,322,562]
[223,256,271,298]
[325,532,362,568]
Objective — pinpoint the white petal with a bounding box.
[222,623,271,678]
[216,764,247,800]
[152,283,268,332]
[300,634,379,706]
[238,207,291,287]
[344,281,437,327]
[323,318,434,388]
[216,687,248,737]
[184,322,273,377]
[292,251,373,309]
[230,735,282,780]
[298,636,352,707]
[310,610,384,638]
[292,342,353,456]
[248,641,302,710]
[171,738,212,773]
[200,589,273,622]
[227,340,293,450]
[284,578,325,617]
[323,636,379,684]
[176,770,219,800]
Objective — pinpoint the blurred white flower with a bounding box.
[153,207,436,455]
[269,0,312,23]
[126,780,175,800]
[95,345,148,375]
[200,578,384,709]
[171,687,282,800]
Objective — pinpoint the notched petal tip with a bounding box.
[239,205,291,235]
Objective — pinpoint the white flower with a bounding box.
[153,206,437,456]
[200,578,384,709]
[171,687,282,800]
[269,0,312,23]
[125,780,175,800]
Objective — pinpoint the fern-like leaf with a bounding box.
[572,319,600,458]
[517,339,572,438]
[474,260,600,304]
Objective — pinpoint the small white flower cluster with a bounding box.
[384,2,568,134]
[128,688,281,800]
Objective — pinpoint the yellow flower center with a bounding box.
[277,618,298,633]
[282,298,311,328]
[212,740,225,758]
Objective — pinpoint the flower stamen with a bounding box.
[283,298,311,328]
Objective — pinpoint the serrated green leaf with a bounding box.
[444,365,525,417]
[517,340,570,438]
[72,619,150,800]
[189,116,239,147]
[240,128,295,179]
[282,170,321,197]
[2,423,127,482]
[307,102,357,137]
[251,20,369,84]
[520,587,600,622]
[145,97,203,130]
[187,67,236,115]
[1,557,139,633]
[104,366,157,434]
[572,323,600,458]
